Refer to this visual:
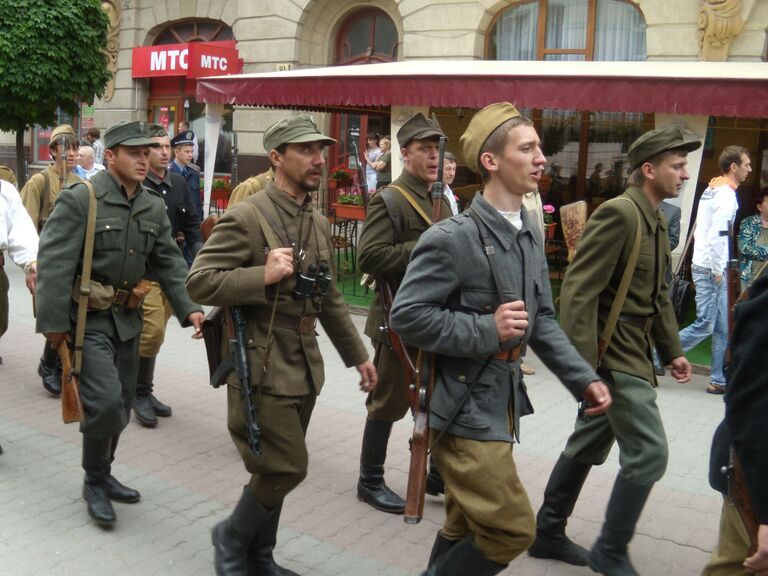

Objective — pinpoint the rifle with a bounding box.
[724,220,759,555]
[349,141,369,211]
[205,305,262,456]
[431,136,447,223]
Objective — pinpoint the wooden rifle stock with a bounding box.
[431,136,447,223]
[725,220,759,552]
[404,352,434,524]
[58,339,83,423]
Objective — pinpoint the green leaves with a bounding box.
[0,0,111,132]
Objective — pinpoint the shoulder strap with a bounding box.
[674,220,697,278]
[598,197,642,364]
[466,210,509,306]
[73,181,98,376]
[388,184,432,227]
[246,197,282,251]
[378,187,403,244]
[39,172,51,231]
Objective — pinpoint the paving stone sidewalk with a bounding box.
[0,263,723,575]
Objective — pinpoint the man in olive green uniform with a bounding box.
[528,125,697,575]
[35,121,204,527]
[226,168,274,209]
[390,103,611,576]
[21,124,83,397]
[186,115,376,576]
[356,113,453,514]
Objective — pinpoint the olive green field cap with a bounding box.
[396,113,446,149]
[627,124,702,171]
[49,124,77,147]
[0,165,17,185]
[263,115,335,152]
[103,121,158,149]
[149,123,169,138]
[460,102,522,174]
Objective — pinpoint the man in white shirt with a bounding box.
[74,145,105,180]
[442,151,459,215]
[679,145,751,394]
[0,169,39,419]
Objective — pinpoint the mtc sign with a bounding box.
[132,41,242,79]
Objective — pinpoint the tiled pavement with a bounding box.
[1,263,724,575]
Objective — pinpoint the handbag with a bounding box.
[670,221,696,325]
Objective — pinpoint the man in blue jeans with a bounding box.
[678,145,751,394]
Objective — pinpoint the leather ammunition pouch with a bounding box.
[72,276,149,311]
[126,279,152,310]
[202,306,226,384]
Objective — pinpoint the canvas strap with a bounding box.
[598,197,642,364]
[73,181,97,376]
[388,184,432,227]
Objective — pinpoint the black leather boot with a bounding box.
[588,475,653,576]
[39,342,61,396]
[141,356,172,417]
[212,486,271,576]
[425,459,445,496]
[247,502,300,576]
[357,419,405,514]
[422,538,505,576]
[105,435,140,503]
[82,434,116,526]
[528,453,592,565]
[427,531,459,568]
[133,357,158,427]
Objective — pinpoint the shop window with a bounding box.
[487,0,648,205]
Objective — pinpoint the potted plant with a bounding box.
[328,164,354,189]
[332,190,365,220]
[543,204,557,239]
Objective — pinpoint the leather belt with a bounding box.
[112,288,131,305]
[253,309,317,334]
[619,313,654,333]
[492,345,522,362]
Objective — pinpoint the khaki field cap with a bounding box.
[0,165,17,185]
[149,123,169,138]
[396,113,446,149]
[49,124,77,146]
[104,121,158,149]
[627,124,702,171]
[263,115,336,152]
[460,102,522,174]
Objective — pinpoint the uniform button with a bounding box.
[129,249,134,255]
[483,305,492,312]
[105,225,111,230]
[247,339,253,345]
[458,375,466,383]
[122,281,128,286]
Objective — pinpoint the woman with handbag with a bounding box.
[738,187,768,290]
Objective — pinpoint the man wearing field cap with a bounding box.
[187,114,376,575]
[21,123,84,397]
[35,120,204,527]
[390,102,610,575]
[529,123,697,575]
[356,112,454,514]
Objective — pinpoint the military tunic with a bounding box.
[35,170,201,438]
[558,186,683,484]
[390,192,599,564]
[20,165,82,231]
[186,181,368,507]
[357,169,452,421]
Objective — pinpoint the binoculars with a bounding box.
[293,262,332,301]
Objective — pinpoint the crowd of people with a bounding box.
[0,105,766,576]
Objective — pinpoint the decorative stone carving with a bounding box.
[101,1,121,102]
[698,0,745,61]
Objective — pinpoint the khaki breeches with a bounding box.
[139,282,172,358]
[702,497,752,576]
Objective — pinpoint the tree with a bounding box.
[0,0,111,186]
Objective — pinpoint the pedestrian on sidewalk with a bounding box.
[678,145,751,395]
[34,121,204,527]
[390,102,611,576]
[20,124,83,397]
[186,114,377,576]
[131,124,204,428]
[356,113,454,514]
[0,168,39,455]
[528,124,696,575]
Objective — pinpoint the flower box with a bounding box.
[332,203,366,221]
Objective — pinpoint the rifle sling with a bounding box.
[598,197,642,365]
[73,181,98,376]
[387,184,432,227]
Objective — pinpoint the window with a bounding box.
[488,0,648,206]
[334,9,398,64]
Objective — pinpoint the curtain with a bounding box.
[545,0,588,50]
[495,1,538,60]
[594,0,647,61]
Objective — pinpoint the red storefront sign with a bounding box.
[132,41,242,79]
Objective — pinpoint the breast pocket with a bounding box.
[459,288,501,314]
[137,220,159,254]
[94,217,124,251]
